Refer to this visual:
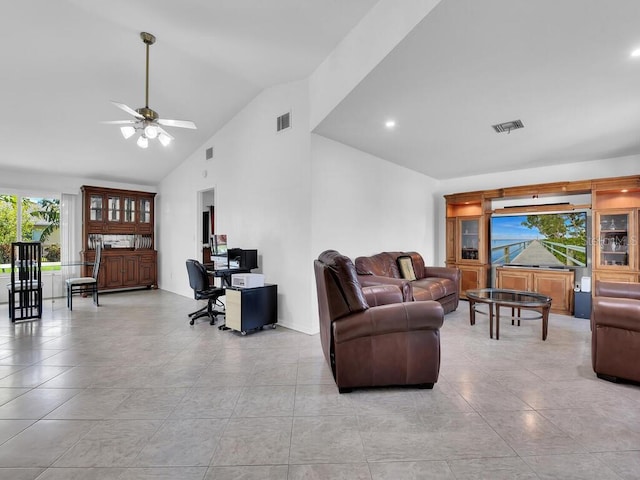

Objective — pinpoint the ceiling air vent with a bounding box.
[492,119,524,133]
[205,146,214,160]
[277,112,291,132]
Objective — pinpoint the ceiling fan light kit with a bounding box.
[106,32,196,148]
[120,126,136,139]
[137,135,149,149]
[144,124,159,139]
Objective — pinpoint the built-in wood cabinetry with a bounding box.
[444,192,493,298]
[445,175,640,314]
[591,177,640,284]
[81,186,157,291]
[496,267,574,315]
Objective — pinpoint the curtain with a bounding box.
[60,193,81,286]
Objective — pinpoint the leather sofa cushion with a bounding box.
[412,279,443,301]
[595,281,640,301]
[412,278,456,301]
[362,284,403,307]
[355,252,400,278]
[430,277,457,297]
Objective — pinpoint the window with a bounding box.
[0,194,61,272]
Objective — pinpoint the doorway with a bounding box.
[198,189,215,264]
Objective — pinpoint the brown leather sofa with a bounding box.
[591,281,640,384]
[355,251,460,313]
[314,250,444,393]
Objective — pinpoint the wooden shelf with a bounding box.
[492,203,591,215]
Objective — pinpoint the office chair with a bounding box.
[185,259,225,325]
[66,242,101,311]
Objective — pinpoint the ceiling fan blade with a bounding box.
[157,118,197,129]
[111,101,144,119]
[101,120,137,125]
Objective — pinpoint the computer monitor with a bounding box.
[228,248,258,270]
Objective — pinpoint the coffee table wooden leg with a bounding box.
[542,304,550,340]
[496,304,500,340]
[517,307,521,326]
[489,303,494,339]
[469,299,476,326]
[511,307,515,325]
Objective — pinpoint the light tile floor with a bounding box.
[0,290,638,479]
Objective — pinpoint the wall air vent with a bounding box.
[277,112,291,132]
[492,119,524,133]
[205,147,214,160]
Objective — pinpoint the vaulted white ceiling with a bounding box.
[2,1,639,186]
[0,0,377,185]
[316,0,640,179]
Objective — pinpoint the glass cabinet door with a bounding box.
[596,211,630,268]
[123,197,136,223]
[139,198,152,224]
[89,195,103,221]
[107,196,120,222]
[459,218,480,261]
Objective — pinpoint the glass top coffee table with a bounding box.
[466,288,552,340]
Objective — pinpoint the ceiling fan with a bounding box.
[104,32,197,148]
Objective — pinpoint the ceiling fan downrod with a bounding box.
[140,32,156,118]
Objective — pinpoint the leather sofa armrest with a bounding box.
[592,297,640,332]
[423,266,460,283]
[362,284,403,306]
[333,300,444,344]
[357,274,412,302]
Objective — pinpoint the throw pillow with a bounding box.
[397,255,416,281]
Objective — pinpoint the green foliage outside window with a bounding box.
[0,195,60,265]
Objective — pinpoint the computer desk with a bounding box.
[203,265,253,331]
[204,265,251,287]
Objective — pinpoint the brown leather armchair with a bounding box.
[592,281,640,384]
[314,250,444,393]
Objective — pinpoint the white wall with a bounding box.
[158,79,314,333]
[311,134,439,261]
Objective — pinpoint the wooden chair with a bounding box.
[6,242,42,322]
[66,243,101,310]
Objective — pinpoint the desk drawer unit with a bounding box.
[225,284,278,335]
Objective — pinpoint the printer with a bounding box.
[231,273,265,288]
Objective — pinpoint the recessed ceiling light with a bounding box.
[385,120,396,129]
[631,48,640,57]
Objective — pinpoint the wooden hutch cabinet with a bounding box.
[444,191,493,298]
[81,186,157,291]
